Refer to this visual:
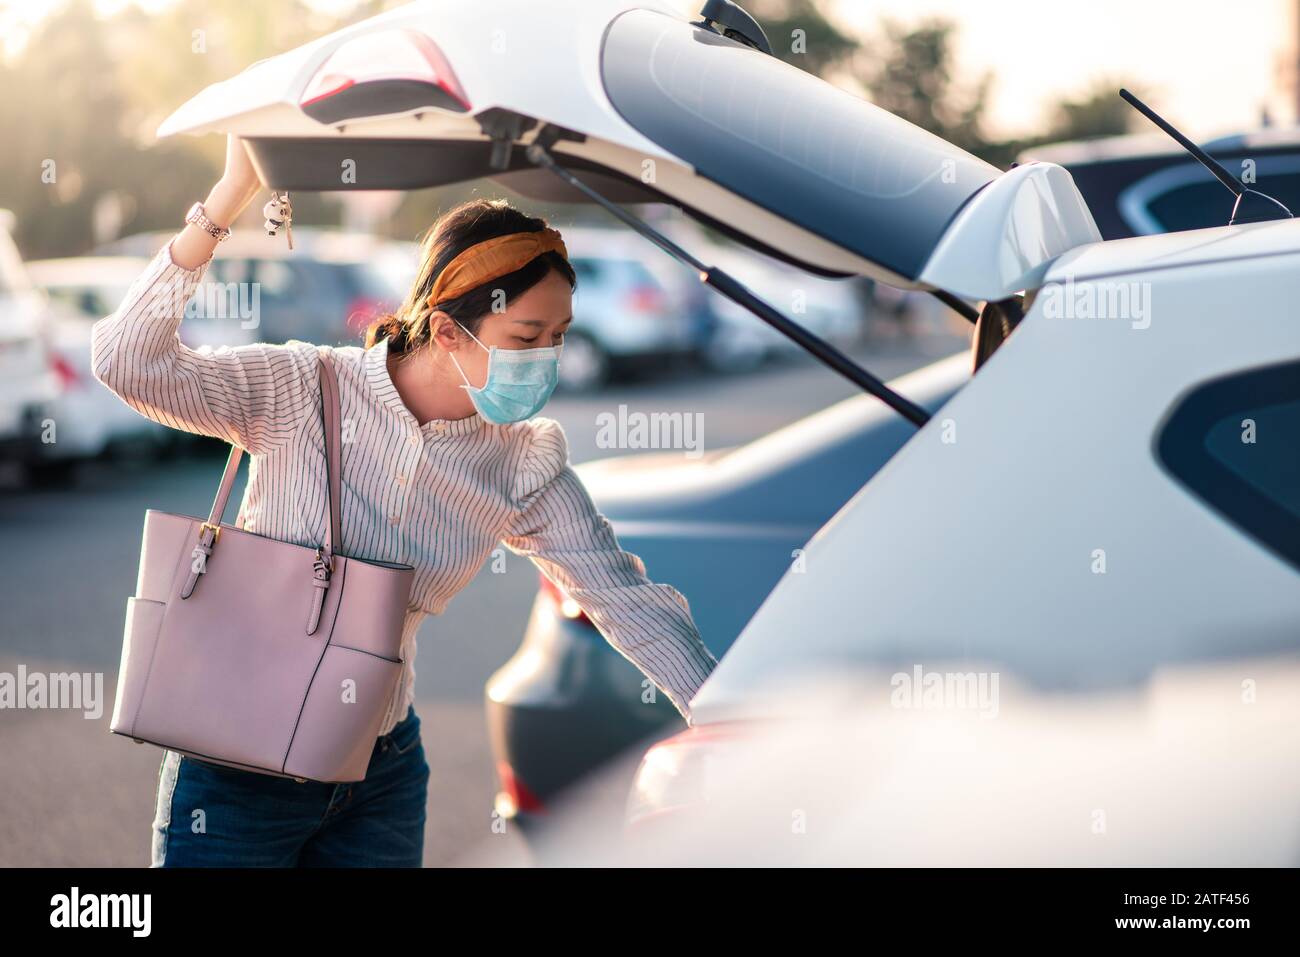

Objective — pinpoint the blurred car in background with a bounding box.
[98,227,405,347]
[558,226,697,391]
[1023,125,1300,239]
[646,218,869,373]
[0,210,62,480]
[27,255,174,462]
[693,243,865,372]
[486,353,968,833]
[371,238,421,305]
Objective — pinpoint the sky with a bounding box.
[830,0,1297,139]
[2,0,1296,139]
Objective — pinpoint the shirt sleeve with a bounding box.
[501,417,719,725]
[90,233,320,454]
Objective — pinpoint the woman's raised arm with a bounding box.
[91,136,319,454]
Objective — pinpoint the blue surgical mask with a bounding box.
[448,322,561,424]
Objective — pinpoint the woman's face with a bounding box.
[433,268,573,388]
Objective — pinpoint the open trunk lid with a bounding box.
[156,0,1100,301]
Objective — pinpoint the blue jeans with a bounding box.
[151,705,428,867]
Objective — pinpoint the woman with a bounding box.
[91,135,719,867]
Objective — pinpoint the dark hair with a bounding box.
[365,198,576,355]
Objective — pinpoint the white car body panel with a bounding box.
[919,161,1103,300]
[0,223,58,446]
[690,219,1300,723]
[526,657,1300,865]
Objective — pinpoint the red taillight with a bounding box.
[625,722,753,828]
[301,75,355,107]
[538,572,595,628]
[344,296,387,332]
[300,28,470,112]
[49,353,78,388]
[625,284,666,314]
[495,760,544,815]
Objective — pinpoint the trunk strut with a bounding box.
[524,139,932,429]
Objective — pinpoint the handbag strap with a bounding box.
[181,351,342,620]
[317,349,342,560]
[194,350,341,553]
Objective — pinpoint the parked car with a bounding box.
[692,242,864,371]
[0,210,62,479]
[26,256,174,460]
[152,0,1295,867]
[1022,126,1300,239]
[98,228,404,347]
[370,239,421,305]
[552,226,697,390]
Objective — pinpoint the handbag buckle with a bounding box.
[313,546,332,584]
[199,522,222,542]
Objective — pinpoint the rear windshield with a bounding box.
[600,9,998,281]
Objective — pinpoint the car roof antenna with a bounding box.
[525,133,930,428]
[1119,88,1293,225]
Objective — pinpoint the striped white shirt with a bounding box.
[91,235,719,736]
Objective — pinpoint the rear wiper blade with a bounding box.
[525,136,931,428]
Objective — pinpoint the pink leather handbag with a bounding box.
[109,351,414,783]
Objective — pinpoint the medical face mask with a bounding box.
[448,321,561,424]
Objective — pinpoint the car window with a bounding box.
[571,258,604,285]
[1157,360,1300,571]
[1132,162,1300,234]
[1143,177,1300,232]
[1204,398,1300,514]
[600,9,998,282]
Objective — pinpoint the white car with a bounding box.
[603,217,1300,865]
[149,0,1298,865]
[557,226,697,389]
[0,210,61,478]
[693,241,865,371]
[27,256,173,461]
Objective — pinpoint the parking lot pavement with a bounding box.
[0,335,963,866]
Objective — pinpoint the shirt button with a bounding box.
[395,474,407,486]
[408,432,420,446]
[434,422,447,433]
[389,514,400,526]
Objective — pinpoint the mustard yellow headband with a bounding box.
[426,227,568,310]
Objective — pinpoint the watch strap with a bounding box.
[185,201,231,242]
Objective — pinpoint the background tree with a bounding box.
[857,18,993,160]
[1043,78,1142,142]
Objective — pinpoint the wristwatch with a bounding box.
[185,201,231,242]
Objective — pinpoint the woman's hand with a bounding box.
[219,133,261,205]
[170,135,263,270]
